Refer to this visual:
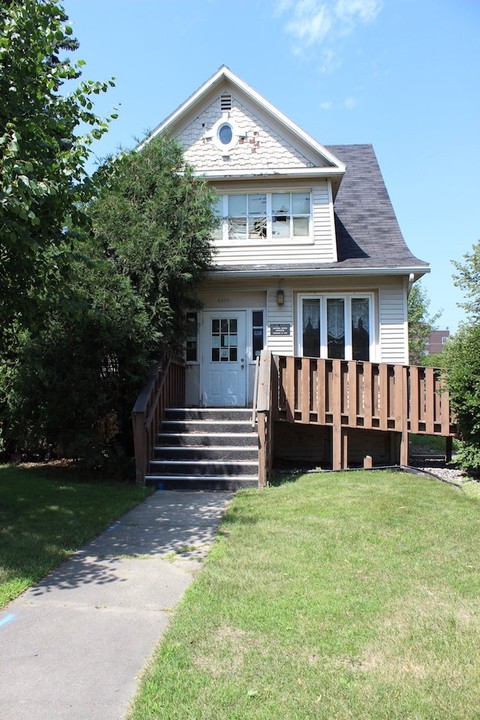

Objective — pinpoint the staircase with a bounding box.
[145,408,259,490]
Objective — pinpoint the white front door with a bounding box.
[201,311,246,407]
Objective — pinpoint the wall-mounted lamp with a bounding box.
[276,289,285,306]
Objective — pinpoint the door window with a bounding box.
[211,317,238,362]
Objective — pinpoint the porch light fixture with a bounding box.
[276,289,285,306]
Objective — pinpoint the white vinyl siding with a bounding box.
[266,288,294,355]
[379,283,408,364]
[313,182,337,262]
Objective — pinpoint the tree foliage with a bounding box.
[1,137,216,465]
[408,282,441,365]
[90,136,215,346]
[0,0,115,335]
[443,240,480,474]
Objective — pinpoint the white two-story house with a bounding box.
[133,66,449,484]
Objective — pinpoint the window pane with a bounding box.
[272,193,289,214]
[252,310,264,359]
[248,194,266,214]
[218,124,233,145]
[327,299,345,359]
[228,194,246,215]
[293,217,309,236]
[303,299,320,357]
[213,196,223,217]
[272,216,290,238]
[186,312,197,362]
[292,192,310,214]
[252,311,263,327]
[228,217,247,240]
[352,298,370,361]
[248,216,267,239]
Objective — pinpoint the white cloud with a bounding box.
[344,96,357,109]
[277,0,382,65]
[285,0,333,47]
[320,100,334,110]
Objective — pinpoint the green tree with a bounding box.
[0,0,115,338]
[443,240,480,474]
[1,136,216,465]
[90,135,216,348]
[408,282,441,365]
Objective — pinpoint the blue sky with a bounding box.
[64,0,479,332]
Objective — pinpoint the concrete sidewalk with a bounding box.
[0,490,232,720]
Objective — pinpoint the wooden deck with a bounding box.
[256,350,456,484]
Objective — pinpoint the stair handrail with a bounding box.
[256,348,274,487]
[251,355,260,429]
[132,352,185,485]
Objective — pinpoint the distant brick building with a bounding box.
[426,329,450,355]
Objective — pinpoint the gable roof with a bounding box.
[138,65,345,186]
[214,144,429,278]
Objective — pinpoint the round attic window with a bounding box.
[218,123,233,145]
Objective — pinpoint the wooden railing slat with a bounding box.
[132,353,185,486]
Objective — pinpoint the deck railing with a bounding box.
[255,351,456,478]
[132,353,185,485]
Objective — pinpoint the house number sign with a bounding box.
[270,323,291,336]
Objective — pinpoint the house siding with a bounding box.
[266,287,295,355]
[379,282,408,364]
[178,93,316,172]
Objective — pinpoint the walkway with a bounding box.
[0,490,232,720]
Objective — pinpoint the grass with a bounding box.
[128,470,480,720]
[0,463,151,608]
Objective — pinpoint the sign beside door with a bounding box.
[201,311,246,407]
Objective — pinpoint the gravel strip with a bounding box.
[409,456,474,487]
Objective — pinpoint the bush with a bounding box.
[443,323,480,475]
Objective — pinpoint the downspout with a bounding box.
[407,272,415,297]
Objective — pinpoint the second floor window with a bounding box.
[214,191,311,242]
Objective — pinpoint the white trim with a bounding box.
[197,167,345,180]
[213,266,430,279]
[297,292,376,362]
[326,180,337,263]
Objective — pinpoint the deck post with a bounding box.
[400,366,409,466]
[446,435,453,463]
[332,360,342,470]
[258,412,267,488]
[132,410,147,486]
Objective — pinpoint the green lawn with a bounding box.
[0,464,151,608]
[128,470,480,720]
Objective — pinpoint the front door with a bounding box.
[201,311,246,407]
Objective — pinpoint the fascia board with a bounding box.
[196,168,345,180]
[211,266,430,279]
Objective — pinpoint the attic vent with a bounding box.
[220,93,232,111]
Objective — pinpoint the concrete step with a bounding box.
[161,419,254,435]
[145,475,258,491]
[151,407,259,490]
[154,446,258,461]
[149,459,258,477]
[157,432,258,447]
[165,408,253,421]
